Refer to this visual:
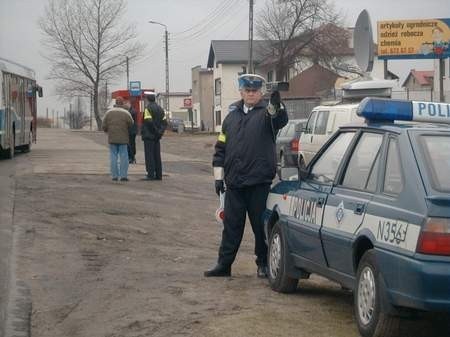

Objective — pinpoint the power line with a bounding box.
[172,0,236,37]
[170,0,246,49]
[171,0,241,41]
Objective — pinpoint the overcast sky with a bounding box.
[0,0,449,116]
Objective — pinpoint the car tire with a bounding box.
[268,221,298,293]
[355,250,400,337]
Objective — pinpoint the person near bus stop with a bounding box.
[124,98,138,164]
[141,91,167,180]
[204,74,288,278]
[102,96,134,182]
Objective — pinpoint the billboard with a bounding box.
[377,18,450,59]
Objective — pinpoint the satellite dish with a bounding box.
[354,9,374,73]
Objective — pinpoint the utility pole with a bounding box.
[46,107,49,120]
[90,93,93,131]
[439,58,445,102]
[52,109,55,128]
[69,103,72,129]
[148,20,170,113]
[164,28,170,113]
[247,0,254,74]
[126,56,130,90]
[56,111,59,128]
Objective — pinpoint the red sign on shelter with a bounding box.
[183,98,192,108]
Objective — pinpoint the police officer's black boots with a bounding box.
[204,264,231,277]
[257,265,268,278]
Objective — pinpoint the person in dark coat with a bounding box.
[204,74,288,278]
[125,98,138,164]
[141,91,167,180]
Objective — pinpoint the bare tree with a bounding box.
[66,96,89,129]
[39,0,144,130]
[256,0,346,81]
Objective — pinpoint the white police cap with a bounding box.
[238,74,266,90]
[143,91,156,96]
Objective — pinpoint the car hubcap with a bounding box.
[269,233,281,279]
[358,266,376,325]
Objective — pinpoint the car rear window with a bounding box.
[418,135,450,192]
[285,123,296,137]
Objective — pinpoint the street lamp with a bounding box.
[148,20,170,113]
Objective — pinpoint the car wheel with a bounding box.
[355,250,400,337]
[268,221,298,293]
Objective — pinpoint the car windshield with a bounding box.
[418,135,450,192]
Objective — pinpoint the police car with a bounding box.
[263,97,450,337]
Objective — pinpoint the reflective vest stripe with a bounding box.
[218,133,226,143]
[144,108,153,120]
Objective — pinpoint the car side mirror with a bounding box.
[298,166,309,180]
[37,86,43,97]
[295,124,303,133]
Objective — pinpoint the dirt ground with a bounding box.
[7,129,448,337]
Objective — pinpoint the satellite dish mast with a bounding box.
[354,9,374,76]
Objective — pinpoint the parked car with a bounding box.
[276,119,307,168]
[298,102,364,167]
[264,97,450,337]
[168,118,185,132]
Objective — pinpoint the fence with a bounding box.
[391,89,450,103]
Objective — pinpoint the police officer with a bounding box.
[141,91,167,180]
[204,74,288,278]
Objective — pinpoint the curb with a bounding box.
[0,176,31,337]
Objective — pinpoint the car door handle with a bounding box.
[354,203,365,215]
[317,197,325,208]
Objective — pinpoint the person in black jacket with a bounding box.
[141,91,167,180]
[125,98,138,164]
[204,74,288,278]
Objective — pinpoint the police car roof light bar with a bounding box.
[358,97,450,124]
[357,97,412,121]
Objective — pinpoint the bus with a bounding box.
[0,57,42,159]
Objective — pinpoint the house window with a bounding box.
[215,110,222,126]
[267,71,273,82]
[215,78,221,95]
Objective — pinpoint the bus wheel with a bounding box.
[23,131,32,153]
[7,133,15,159]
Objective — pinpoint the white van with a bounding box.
[298,102,364,166]
[298,79,398,167]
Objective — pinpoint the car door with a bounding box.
[321,131,385,275]
[287,131,356,266]
[310,110,330,157]
[299,110,318,165]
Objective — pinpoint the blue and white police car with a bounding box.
[263,97,450,337]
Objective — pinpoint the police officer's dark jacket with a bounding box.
[213,99,288,189]
[141,102,167,141]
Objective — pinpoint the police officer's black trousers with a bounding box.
[144,139,162,179]
[128,133,136,162]
[218,183,271,268]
